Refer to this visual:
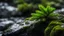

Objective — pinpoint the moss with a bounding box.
[17,3,38,12]
[50,25,64,36]
[44,21,62,36]
[18,3,29,11]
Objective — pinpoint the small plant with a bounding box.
[26,4,62,36]
[25,4,63,36]
[28,4,59,21]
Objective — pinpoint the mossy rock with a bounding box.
[18,3,28,11]
[50,25,64,36]
[18,3,38,12]
[44,21,62,36]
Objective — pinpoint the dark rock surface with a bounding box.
[0,17,36,36]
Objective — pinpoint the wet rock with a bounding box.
[0,31,3,36]
[0,17,25,31]
[0,19,14,31]
[54,8,64,20]
[54,8,64,15]
[1,19,37,36]
[0,2,22,18]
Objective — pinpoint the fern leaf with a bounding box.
[36,10,44,15]
[38,5,47,14]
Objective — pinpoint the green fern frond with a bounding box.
[38,5,47,14]
[31,13,42,17]
[27,4,58,21]
[46,5,56,14]
[35,10,44,15]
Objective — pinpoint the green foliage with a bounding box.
[17,0,41,12]
[16,0,50,12]
[18,3,33,12]
[18,3,28,11]
[17,0,63,12]
[28,5,57,20]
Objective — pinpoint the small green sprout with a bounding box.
[28,5,56,20]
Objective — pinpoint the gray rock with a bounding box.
[0,2,22,18]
